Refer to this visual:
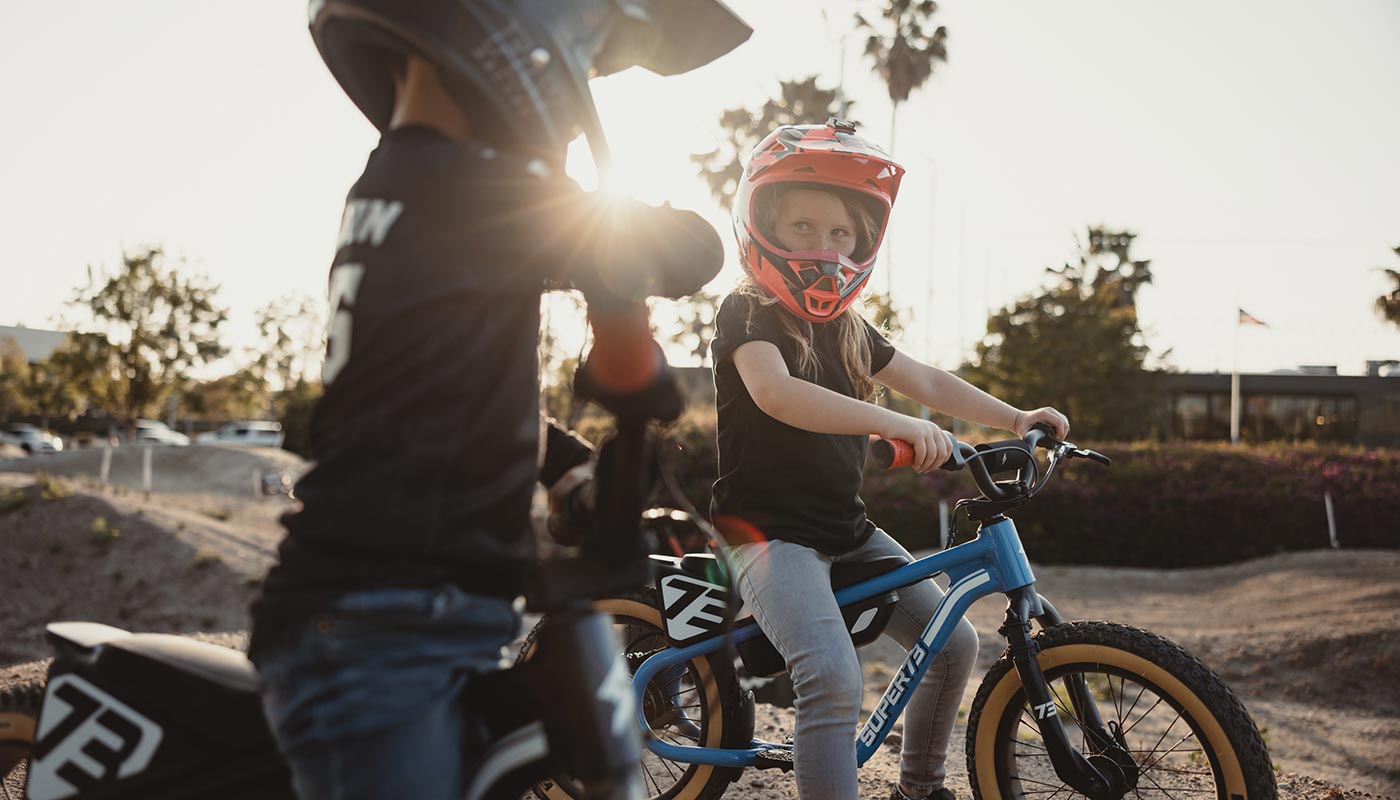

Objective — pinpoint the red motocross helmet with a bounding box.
[734,117,905,322]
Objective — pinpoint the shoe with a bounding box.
[889,786,956,800]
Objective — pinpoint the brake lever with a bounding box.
[1074,447,1112,466]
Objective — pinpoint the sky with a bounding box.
[1,0,1398,376]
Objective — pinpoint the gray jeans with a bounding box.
[729,530,978,800]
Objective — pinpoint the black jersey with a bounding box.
[709,293,896,555]
[255,126,721,620]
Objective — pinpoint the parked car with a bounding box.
[196,420,285,448]
[2,424,64,455]
[133,419,191,446]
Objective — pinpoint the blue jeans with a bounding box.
[728,531,978,800]
[251,584,521,800]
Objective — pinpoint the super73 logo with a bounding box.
[659,575,728,643]
[27,675,163,800]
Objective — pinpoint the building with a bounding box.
[0,325,69,365]
[1162,368,1400,447]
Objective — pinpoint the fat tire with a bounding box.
[518,591,740,800]
[1,677,44,798]
[966,620,1275,800]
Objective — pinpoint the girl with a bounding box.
[710,120,1069,800]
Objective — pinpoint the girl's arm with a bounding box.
[731,341,954,471]
[872,350,1069,438]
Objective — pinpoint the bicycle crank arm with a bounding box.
[1002,588,1122,800]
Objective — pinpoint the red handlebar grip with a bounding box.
[586,306,662,394]
[871,438,914,470]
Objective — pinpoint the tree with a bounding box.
[71,246,229,425]
[184,368,268,422]
[0,338,30,419]
[1375,246,1400,328]
[692,76,848,209]
[862,290,906,341]
[253,294,324,393]
[657,291,721,368]
[539,292,587,423]
[963,227,1162,440]
[277,378,321,458]
[856,0,948,154]
[6,332,121,427]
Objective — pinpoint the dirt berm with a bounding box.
[1,468,1396,799]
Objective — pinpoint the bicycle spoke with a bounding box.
[1118,695,1166,740]
[1139,729,1201,773]
[1119,681,1152,734]
[1009,774,1077,797]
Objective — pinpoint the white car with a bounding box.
[2,424,64,455]
[134,419,191,446]
[196,421,285,448]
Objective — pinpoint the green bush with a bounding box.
[656,415,1400,567]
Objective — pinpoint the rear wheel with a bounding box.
[967,621,1275,799]
[519,591,742,800]
[0,679,43,800]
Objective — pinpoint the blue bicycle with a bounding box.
[523,426,1276,800]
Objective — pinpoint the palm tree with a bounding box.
[1375,247,1400,328]
[856,0,948,155]
[856,1,947,294]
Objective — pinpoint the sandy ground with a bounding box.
[1,463,1396,799]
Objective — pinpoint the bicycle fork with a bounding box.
[530,606,647,800]
[1002,587,1131,800]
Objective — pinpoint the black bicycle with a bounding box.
[0,307,680,800]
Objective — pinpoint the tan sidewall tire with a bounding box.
[532,597,723,800]
[973,643,1249,799]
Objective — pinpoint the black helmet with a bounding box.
[309,0,752,164]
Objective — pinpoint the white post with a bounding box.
[1230,314,1241,445]
[100,445,112,486]
[1324,492,1338,549]
[142,445,153,494]
[938,500,950,549]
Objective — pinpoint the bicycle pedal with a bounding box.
[753,747,795,772]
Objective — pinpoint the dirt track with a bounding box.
[1,467,1396,799]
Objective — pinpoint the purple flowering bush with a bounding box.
[662,414,1400,567]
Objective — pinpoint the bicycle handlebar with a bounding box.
[872,423,1105,506]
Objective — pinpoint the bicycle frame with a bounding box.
[631,515,1036,768]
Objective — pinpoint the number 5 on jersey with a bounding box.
[323,263,366,385]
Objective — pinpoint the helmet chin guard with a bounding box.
[734,119,904,323]
[757,248,871,322]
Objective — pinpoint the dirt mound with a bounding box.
[0,474,271,665]
[0,444,307,498]
[0,474,1394,798]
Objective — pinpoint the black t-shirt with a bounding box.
[709,294,896,555]
[253,126,721,630]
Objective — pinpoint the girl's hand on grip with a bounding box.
[1014,407,1069,440]
[882,415,951,473]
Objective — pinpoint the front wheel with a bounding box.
[1,678,44,800]
[966,621,1275,800]
[518,591,745,800]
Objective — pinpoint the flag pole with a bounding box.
[1230,307,1241,445]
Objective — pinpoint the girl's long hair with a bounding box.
[736,185,887,401]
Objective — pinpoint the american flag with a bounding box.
[1237,308,1268,327]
